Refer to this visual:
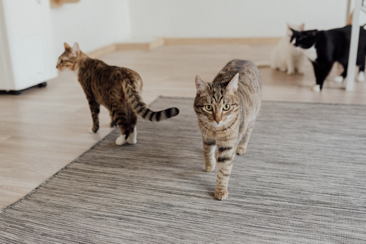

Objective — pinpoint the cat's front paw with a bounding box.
[89,126,99,134]
[110,121,117,127]
[205,162,216,172]
[334,76,344,83]
[312,85,320,92]
[214,187,228,200]
[357,72,365,82]
[236,147,247,155]
[115,135,126,145]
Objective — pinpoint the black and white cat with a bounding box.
[290,25,366,92]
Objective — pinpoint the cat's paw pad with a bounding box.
[334,76,344,83]
[115,135,126,145]
[357,72,365,82]
[214,188,228,200]
[236,147,247,155]
[312,85,320,92]
[205,163,216,172]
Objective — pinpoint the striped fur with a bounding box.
[56,43,179,144]
[123,82,179,122]
[194,59,262,200]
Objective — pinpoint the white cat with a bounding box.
[271,23,306,75]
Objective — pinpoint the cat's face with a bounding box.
[56,42,81,71]
[290,29,317,49]
[194,74,240,130]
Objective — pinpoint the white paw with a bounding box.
[115,135,127,145]
[89,128,96,134]
[127,128,137,144]
[312,85,320,92]
[334,76,344,83]
[357,71,365,82]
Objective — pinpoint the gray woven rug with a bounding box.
[1,97,366,243]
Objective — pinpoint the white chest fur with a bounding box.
[303,46,317,62]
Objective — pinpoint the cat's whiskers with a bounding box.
[205,124,212,140]
[222,118,232,134]
[226,120,235,132]
[198,118,212,140]
[221,117,236,133]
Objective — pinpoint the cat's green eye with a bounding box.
[205,105,213,111]
[223,104,230,111]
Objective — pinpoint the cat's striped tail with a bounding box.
[123,82,179,122]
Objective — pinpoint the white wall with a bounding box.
[128,0,349,39]
[51,0,131,56]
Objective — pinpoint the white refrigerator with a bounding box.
[0,0,57,94]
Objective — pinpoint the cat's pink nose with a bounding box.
[215,119,221,124]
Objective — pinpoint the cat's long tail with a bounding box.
[123,82,179,122]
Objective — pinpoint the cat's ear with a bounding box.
[64,42,71,50]
[195,75,209,95]
[299,23,305,31]
[72,42,80,56]
[289,28,297,34]
[226,73,239,95]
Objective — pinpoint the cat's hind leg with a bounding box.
[127,127,137,144]
[236,121,255,155]
[115,125,127,145]
[335,63,347,83]
[109,112,117,127]
[114,106,138,145]
[126,112,138,144]
[112,107,129,145]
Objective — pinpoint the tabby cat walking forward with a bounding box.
[194,60,262,200]
[57,43,179,145]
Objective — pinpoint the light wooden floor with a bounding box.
[1,44,366,209]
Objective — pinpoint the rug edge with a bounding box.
[0,96,164,213]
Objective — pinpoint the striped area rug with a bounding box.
[1,97,366,243]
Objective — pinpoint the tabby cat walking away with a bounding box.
[194,59,262,200]
[56,43,179,145]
